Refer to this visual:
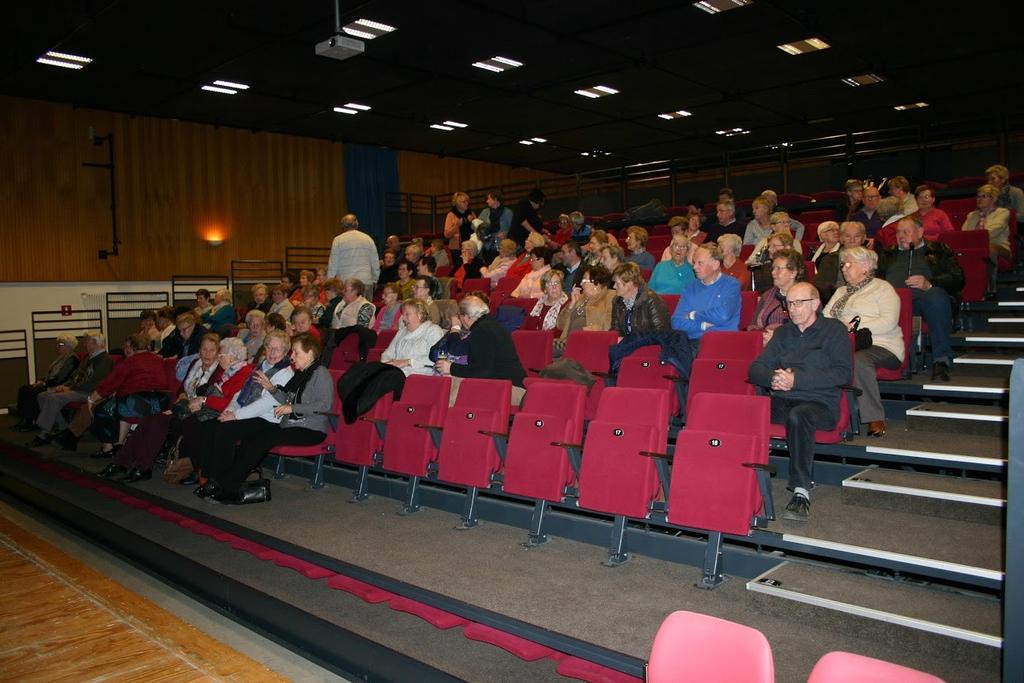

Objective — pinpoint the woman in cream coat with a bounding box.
[381,299,445,376]
[823,246,904,437]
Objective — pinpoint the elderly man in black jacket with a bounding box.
[435,295,527,405]
[749,282,851,522]
[877,216,964,382]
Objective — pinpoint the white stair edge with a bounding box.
[987,317,1024,323]
[780,535,1004,583]
[996,301,1024,306]
[905,407,1007,422]
[842,477,1005,507]
[965,336,1024,343]
[746,567,1003,648]
[866,446,1005,469]
[1016,286,1024,292]
[920,384,1007,394]
[954,357,1014,366]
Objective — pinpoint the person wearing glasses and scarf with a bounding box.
[823,246,904,437]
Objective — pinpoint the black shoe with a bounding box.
[90,446,113,459]
[194,482,219,499]
[55,430,80,452]
[783,494,810,522]
[931,361,951,383]
[124,468,152,483]
[97,463,128,479]
[28,434,53,447]
[12,420,38,433]
[180,471,200,486]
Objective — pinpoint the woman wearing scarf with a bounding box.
[520,269,568,333]
[195,331,333,503]
[201,288,236,333]
[444,191,476,266]
[747,249,803,346]
[823,246,904,437]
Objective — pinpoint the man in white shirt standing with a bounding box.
[327,214,380,287]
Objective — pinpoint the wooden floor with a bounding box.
[0,508,288,682]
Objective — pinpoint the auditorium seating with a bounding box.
[738,291,760,330]
[807,651,943,683]
[684,358,757,419]
[662,393,772,588]
[500,379,587,546]
[563,329,619,420]
[576,387,669,565]
[269,368,344,489]
[511,329,554,376]
[616,356,684,421]
[332,391,394,501]
[697,330,763,361]
[378,374,451,514]
[875,287,914,381]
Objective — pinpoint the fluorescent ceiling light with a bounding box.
[842,73,885,87]
[473,56,524,73]
[430,124,455,131]
[658,110,692,120]
[693,0,751,14]
[530,137,547,143]
[519,140,534,145]
[777,37,830,55]
[333,107,358,115]
[716,127,750,137]
[213,79,249,90]
[201,85,238,95]
[342,18,395,40]
[894,102,929,111]
[345,102,371,111]
[37,50,92,69]
[574,85,618,99]
[443,120,468,128]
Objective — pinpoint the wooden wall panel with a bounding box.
[0,96,346,282]
[397,150,558,199]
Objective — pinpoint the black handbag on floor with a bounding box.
[850,316,873,351]
[234,479,272,504]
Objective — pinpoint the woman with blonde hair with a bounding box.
[381,299,445,375]
[480,239,519,285]
[444,191,476,258]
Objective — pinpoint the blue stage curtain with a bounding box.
[343,144,399,246]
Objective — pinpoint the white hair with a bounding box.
[459,296,489,320]
[219,337,248,364]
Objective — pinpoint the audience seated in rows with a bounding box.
[810,221,841,264]
[704,199,742,243]
[452,240,484,290]
[850,184,883,236]
[521,269,567,334]
[268,285,295,320]
[750,232,797,293]
[963,183,1012,262]
[624,226,656,270]
[476,191,513,261]
[717,234,751,291]
[556,240,585,295]
[239,309,267,360]
[247,283,271,314]
[748,248,804,345]
[814,221,867,302]
[373,284,403,332]
[12,333,80,432]
[331,278,376,329]
[381,299,445,376]
[511,248,552,299]
[649,235,695,295]
[555,264,615,352]
[480,239,518,285]
[671,242,741,355]
[160,312,209,359]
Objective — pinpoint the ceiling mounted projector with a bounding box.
[315,35,364,61]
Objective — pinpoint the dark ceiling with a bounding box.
[4,1,1023,174]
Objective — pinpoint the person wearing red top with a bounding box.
[506,232,547,281]
[54,333,171,454]
[291,306,322,342]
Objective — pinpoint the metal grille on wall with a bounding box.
[30,309,103,381]
[0,329,29,409]
[170,275,229,307]
[231,260,283,308]
[106,292,169,344]
[284,247,331,274]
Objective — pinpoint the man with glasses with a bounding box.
[850,185,883,237]
[748,282,851,522]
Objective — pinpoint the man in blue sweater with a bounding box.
[671,243,741,354]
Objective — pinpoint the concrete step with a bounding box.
[952,354,1015,378]
[880,373,1009,400]
[982,316,1024,332]
[951,331,1024,349]
[747,562,1001,669]
[842,466,1004,525]
[905,403,1008,438]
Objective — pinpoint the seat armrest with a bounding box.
[639,450,672,460]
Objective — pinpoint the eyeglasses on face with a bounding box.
[785,298,815,308]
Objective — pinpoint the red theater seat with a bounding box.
[807,651,942,683]
[268,369,344,489]
[698,330,764,361]
[647,610,774,683]
[512,329,554,376]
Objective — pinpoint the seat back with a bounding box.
[938,197,979,228]
[797,209,835,223]
[617,356,681,418]
[660,294,680,315]
[647,235,671,255]
[738,290,760,330]
[667,393,770,535]
[563,330,619,374]
[162,357,180,391]
[512,329,555,375]
[647,610,774,683]
[333,365,392,467]
[807,651,942,683]
[769,335,854,444]
[938,229,988,251]
[685,358,757,418]
[778,192,813,205]
[810,191,847,202]
[329,334,361,371]
[436,379,512,488]
[461,277,492,294]
[876,287,912,381]
[503,380,586,502]
[577,388,669,518]
[697,330,764,360]
[380,375,451,477]
[952,247,988,303]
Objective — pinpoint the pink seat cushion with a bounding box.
[807,652,944,683]
[648,610,774,683]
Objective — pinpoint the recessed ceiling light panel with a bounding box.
[213,79,249,90]
[842,73,885,87]
[342,18,395,40]
[574,85,619,99]
[442,120,468,128]
[430,124,454,131]
[658,110,693,120]
[473,56,524,73]
[777,37,830,55]
[693,0,751,14]
[36,50,92,69]
[894,102,929,111]
[201,85,238,95]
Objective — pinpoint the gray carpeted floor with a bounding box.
[0,431,996,683]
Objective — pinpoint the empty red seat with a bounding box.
[937,197,977,228]
[460,277,492,295]
[666,393,771,587]
[810,190,847,202]
[939,229,989,251]
[436,379,512,527]
[647,611,774,683]
[685,358,757,418]
[617,356,683,419]
[646,235,671,255]
[329,334,361,372]
[512,329,554,375]
[660,294,680,314]
[502,380,587,545]
[563,330,619,420]
[953,247,988,303]
[946,175,986,188]
[697,330,764,360]
[666,206,690,217]
[796,209,834,223]
[602,212,626,222]
[332,389,395,501]
[875,287,913,381]
[577,387,669,565]
[738,291,759,330]
[379,374,451,513]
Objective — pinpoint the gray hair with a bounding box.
[876,196,901,221]
[245,309,266,325]
[570,210,585,226]
[717,233,742,256]
[340,213,359,230]
[215,288,231,302]
[670,234,691,251]
[461,240,478,256]
[219,337,248,364]
[459,295,489,320]
[840,245,878,270]
[83,331,106,349]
